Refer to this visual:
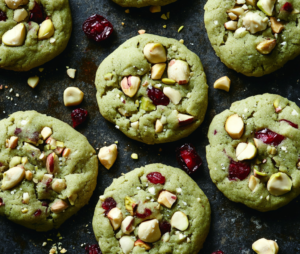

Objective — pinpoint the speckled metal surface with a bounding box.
[1,0,300,253]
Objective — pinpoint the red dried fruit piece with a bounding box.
[71,108,88,128]
[0,197,5,206]
[212,251,224,254]
[14,128,22,135]
[147,172,166,184]
[176,143,202,174]
[29,1,44,24]
[228,160,250,181]
[147,87,170,106]
[102,197,117,215]
[85,244,102,254]
[214,130,217,135]
[136,208,152,218]
[254,128,285,146]
[42,202,48,207]
[0,10,7,22]
[282,2,293,12]
[82,14,113,42]
[34,209,42,217]
[279,119,298,129]
[45,178,53,191]
[159,221,171,235]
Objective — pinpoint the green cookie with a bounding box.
[0,0,72,71]
[206,94,300,212]
[93,163,211,254]
[95,34,208,144]
[204,0,300,77]
[0,111,98,231]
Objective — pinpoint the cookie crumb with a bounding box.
[138,30,146,34]
[179,39,184,44]
[131,153,138,160]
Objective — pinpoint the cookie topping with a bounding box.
[147,87,170,106]
[257,0,276,16]
[134,240,151,250]
[121,76,141,97]
[29,1,44,23]
[167,60,190,85]
[279,119,298,129]
[225,114,244,139]
[236,142,257,161]
[34,209,42,217]
[228,160,251,180]
[256,39,277,55]
[281,2,293,12]
[157,190,177,208]
[177,113,194,126]
[159,221,171,235]
[138,219,161,243]
[1,166,25,190]
[163,87,182,104]
[143,43,167,64]
[136,208,152,218]
[146,172,165,184]
[14,8,28,22]
[171,211,189,231]
[38,19,54,40]
[82,14,113,42]
[151,63,166,80]
[71,108,88,128]
[2,23,26,46]
[267,172,292,196]
[121,216,135,234]
[176,143,202,174]
[119,236,135,254]
[107,207,123,230]
[51,200,69,214]
[254,129,285,146]
[102,197,117,215]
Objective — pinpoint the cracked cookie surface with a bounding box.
[0,0,72,71]
[95,34,208,144]
[204,0,300,77]
[0,111,98,231]
[92,163,211,254]
[206,94,300,211]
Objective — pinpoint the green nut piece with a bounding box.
[267,145,277,155]
[254,169,268,177]
[162,78,176,85]
[104,73,113,81]
[140,97,156,112]
[9,156,22,168]
[125,196,137,215]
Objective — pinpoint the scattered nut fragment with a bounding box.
[41,127,53,140]
[267,172,292,196]
[131,121,139,130]
[63,87,84,106]
[119,236,135,254]
[138,30,146,34]
[270,17,284,34]
[104,73,113,81]
[22,192,29,204]
[27,76,39,88]
[252,238,279,254]
[67,68,76,79]
[121,76,141,97]
[257,0,276,16]
[25,170,33,181]
[225,114,244,139]
[149,5,161,13]
[14,8,28,22]
[6,136,18,149]
[46,152,59,175]
[151,63,166,79]
[224,21,238,30]
[256,39,276,55]
[214,76,231,92]
[227,7,244,16]
[52,179,66,193]
[1,166,25,190]
[143,43,167,64]
[167,59,190,85]
[138,219,161,243]
[22,208,28,213]
[38,19,55,40]
[158,190,177,208]
[236,142,257,161]
[228,12,238,20]
[177,113,194,126]
[2,23,26,46]
[51,199,69,213]
[98,144,118,170]
[171,211,189,231]
[5,0,23,9]
[131,153,138,160]
[121,216,135,234]
[134,240,151,250]
[62,148,71,158]
[107,207,123,230]
[163,87,182,104]
[162,232,170,242]
[162,78,175,85]
[249,175,260,192]
[155,119,163,133]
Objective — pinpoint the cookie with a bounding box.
[204,0,300,77]
[0,111,98,231]
[95,34,208,144]
[110,0,176,8]
[0,0,72,71]
[92,163,211,254]
[206,94,300,212]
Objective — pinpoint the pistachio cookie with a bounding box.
[95,34,208,144]
[110,0,176,8]
[0,111,98,231]
[206,94,300,212]
[92,163,211,254]
[0,0,72,71]
[204,0,300,76]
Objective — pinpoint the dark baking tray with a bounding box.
[1,0,300,253]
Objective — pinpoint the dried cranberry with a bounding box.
[29,131,39,143]
[42,202,48,207]
[29,2,44,24]
[71,108,88,128]
[45,178,53,191]
[0,10,7,22]
[85,244,102,254]
[102,197,117,215]
[228,160,250,181]
[14,128,22,135]
[282,2,293,12]
[176,143,202,174]
[159,221,171,235]
[214,130,217,135]
[0,162,2,167]
[82,14,113,42]
[147,172,166,184]
[212,251,224,254]
[34,209,42,217]
[0,198,4,207]
[147,87,170,106]
[136,208,152,218]
[254,129,285,146]
[279,119,298,129]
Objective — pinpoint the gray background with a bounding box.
[0,0,300,253]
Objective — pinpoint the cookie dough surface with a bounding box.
[0,0,72,71]
[0,111,98,231]
[95,34,208,144]
[206,94,300,211]
[110,0,176,8]
[204,0,300,77]
[93,163,211,254]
